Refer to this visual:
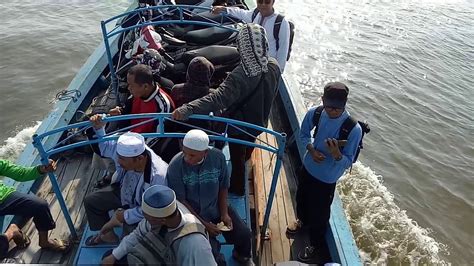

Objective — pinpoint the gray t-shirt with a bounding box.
[166,148,230,221]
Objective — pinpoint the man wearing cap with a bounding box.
[166,129,252,264]
[101,185,216,266]
[84,114,169,246]
[286,82,362,263]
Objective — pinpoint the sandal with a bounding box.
[40,238,70,253]
[85,234,118,246]
[13,229,31,249]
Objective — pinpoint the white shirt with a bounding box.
[226,7,290,72]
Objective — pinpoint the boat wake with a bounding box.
[337,162,448,264]
[0,122,40,161]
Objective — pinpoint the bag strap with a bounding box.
[251,9,259,22]
[311,105,325,139]
[274,14,284,51]
[338,116,358,141]
[168,222,207,246]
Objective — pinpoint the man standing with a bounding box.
[172,24,281,196]
[101,185,216,266]
[212,0,291,72]
[84,114,168,245]
[166,129,252,264]
[286,82,362,263]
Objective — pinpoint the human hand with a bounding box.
[101,254,116,266]
[171,108,189,121]
[108,106,122,116]
[325,138,342,159]
[309,148,326,163]
[221,213,233,229]
[211,6,226,14]
[38,159,57,174]
[90,114,106,129]
[204,221,221,237]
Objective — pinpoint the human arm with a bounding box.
[88,114,118,159]
[172,67,251,120]
[0,159,55,182]
[275,19,291,72]
[326,123,362,168]
[299,108,326,163]
[212,6,254,22]
[109,219,151,261]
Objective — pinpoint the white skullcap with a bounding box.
[116,132,146,157]
[142,185,177,218]
[182,129,209,151]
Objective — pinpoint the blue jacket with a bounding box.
[300,106,362,184]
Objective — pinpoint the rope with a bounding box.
[52,89,82,103]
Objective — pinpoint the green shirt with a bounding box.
[0,159,42,203]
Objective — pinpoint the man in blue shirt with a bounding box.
[166,129,252,265]
[286,82,362,263]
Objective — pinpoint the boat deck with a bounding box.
[8,129,320,265]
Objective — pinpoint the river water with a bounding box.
[0,0,472,264]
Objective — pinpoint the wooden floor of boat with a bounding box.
[9,152,102,264]
[251,130,301,266]
[9,132,310,265]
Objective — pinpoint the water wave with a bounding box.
[0,122,40,161]
[337,162,448,264]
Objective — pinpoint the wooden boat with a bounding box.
[1,1,361,265]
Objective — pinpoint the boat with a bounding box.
[1,1,362,265]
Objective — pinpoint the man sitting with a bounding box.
[166,129,252,264]
[84,114,168,245]
[101,185,216,266]
[0,159,68,259]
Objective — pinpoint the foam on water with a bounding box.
[0,122,40,161]
[337,162,448,264]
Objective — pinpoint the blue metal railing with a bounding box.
[100,5,241,100]
[32,113,286,242]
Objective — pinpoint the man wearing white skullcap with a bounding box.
[167,130,252,264]
[84,115,169,246]
[101,185,216,265]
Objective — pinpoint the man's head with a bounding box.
[127,64,155,98]
[116,132,148,171]
[142,185,180,228]
[322,82,349,118]
[236,24,269,77]
[257,0,275,17]
[182,129,209,166]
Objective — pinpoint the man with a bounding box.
[166,129,252,264]
[172,24,281,196]
[0,159,68,258]
[212,0,290,72]
[286,82,362,263]
[95,62,175,188]
[84,114,168,245]
[101,185,216,266]
[108,63,175,134]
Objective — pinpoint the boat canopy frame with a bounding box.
[100,4,241,99]
[32,113,286,244]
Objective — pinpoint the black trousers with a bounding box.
[84,184,123,231]
[228,135,256,196]
[0,191,56,232]
[209,206,252,263]
[0,235,8,259]
[296,167,336,248]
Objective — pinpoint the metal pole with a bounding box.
[32,134,77,239]
[260,134,286,246]
[101,21,119,106]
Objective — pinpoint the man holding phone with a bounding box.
[286,82,363,263]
